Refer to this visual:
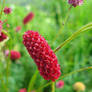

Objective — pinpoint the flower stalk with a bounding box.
[0,0,5,19]
[27,70,38,92]
[54,23,92,53]
[0,74,7,92]
[51,82,55,92]
[6,52,11,92]
[51,5,72,45]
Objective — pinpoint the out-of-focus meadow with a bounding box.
[0,0,92,92]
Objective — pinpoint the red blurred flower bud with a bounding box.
[68,0,83,7]
[4,7,12,14]
[23,12,34,25]
[32,91,35,92]
[0,32,7,42]
[10,50,21,60]
[23,30,61,81]
[0,25,2,31]
[19,88,26,92]
[0,20,3,32]
[6,24,10,28]
[0,20,3,25]
[16,26,21,32]
[56,80,64,88]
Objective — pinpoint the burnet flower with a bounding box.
[23,12,34,25]
[10,50,21,60]
[23,30,61,81]
[0,32,7,42]
[4,7,12,14]
[68,0,83,7]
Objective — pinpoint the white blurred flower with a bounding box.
[10,5,15,10]
[45,18,51,24]
[26,5,31,11]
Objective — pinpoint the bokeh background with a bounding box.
[0,0,92,92]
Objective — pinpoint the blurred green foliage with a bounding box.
[0,0,92,92]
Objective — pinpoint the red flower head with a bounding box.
[19,88,26,92]
[10,50,21,60]
[68,0,83,7]
[23,12,34,25]
[23,30,61,81]
[0,20,3,25]
[0,32,7,42]
[4,7,12,14]
[15,26,21,32]
[56,80,64,88]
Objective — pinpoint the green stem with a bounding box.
[37,81,52,92]
[36,66,92,91]
[51,82,55,92]
[0,0,5,19]
[59,66,92,80]
[0,41,7,92]
[27,70,38,92]
[0,74,7,92]
[54,23,92,53]
[51,5,72,45]
[6,54,11,92]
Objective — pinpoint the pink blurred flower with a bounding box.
[5,50,9,56]
[32,91,35,92]
[23,12,34,25]
[0,25,2,31]
[3,19,8,23]
[19,88,26,92]
[0,20,3,32]
[0,20,3,25]
[4,7,12,14]
[68,0,83,7]
[16,26,21,32]
[56,80,64,88]
[6,24,10,28]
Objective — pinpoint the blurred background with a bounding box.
[0,0,92,92]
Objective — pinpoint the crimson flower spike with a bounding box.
[23,30,61,81]
[23,12,34,25]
